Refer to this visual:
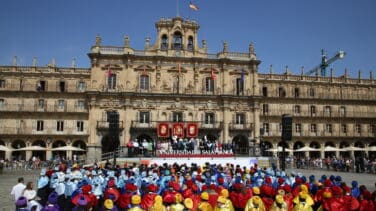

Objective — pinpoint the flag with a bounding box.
[106,65,112,78]
[211,68,216,80]
[241,69,245,82]
[189,2,199,11]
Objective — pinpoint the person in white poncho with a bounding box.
[22,181,42,211]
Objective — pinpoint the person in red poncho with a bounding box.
[72,184,98,209]
[140,183,159,210]
[118,183,138,210]
[321,186,346,211]
[229,182,252,211]
[342,186,360,211]
[359,190,375,211]
[104,179,120,203]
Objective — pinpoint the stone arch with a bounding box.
[339,141,350,158]
[293,141,305,159]
[232,134,249,155]
[325,141,336,158]
[11,140,26,160]
[309,141,321,158]
[0,140,5,160]
[261,141,273,156]
[73,140,87,156]
[52,140,67,159]
[31,140,47,160]
[354,141,366,157]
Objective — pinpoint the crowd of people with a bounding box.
[9,159,376,211]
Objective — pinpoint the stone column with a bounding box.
[222,100,230,143]
[320,143,325,159]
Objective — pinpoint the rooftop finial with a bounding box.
[71,58,76,68]
[13,56,17,66]
[145,36,150,49]
[32,57,37,67]
[95,35,101,46]
[269,64,273,74]
[124,35,129,47]
[223,41,228,53]
[301,66,304,75]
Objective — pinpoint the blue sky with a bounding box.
[1,0,375,78]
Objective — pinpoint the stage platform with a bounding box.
[106,156,278,169]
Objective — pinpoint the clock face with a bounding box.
[175,51,181,56]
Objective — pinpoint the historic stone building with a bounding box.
[0,16,375,163]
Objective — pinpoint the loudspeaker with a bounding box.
[282,114,292,141]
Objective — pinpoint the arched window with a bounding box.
[161,34,168,50]
[140,75,149,91]
[187,36,194,51]
[173,31,182,50]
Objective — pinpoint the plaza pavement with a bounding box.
[0,160,375,210]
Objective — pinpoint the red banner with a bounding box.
[172,123,184,138]
[157,123,169,137]
[186,123,198,137]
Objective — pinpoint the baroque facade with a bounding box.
[0,17,375,163]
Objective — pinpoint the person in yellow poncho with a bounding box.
[198,192,214,211]
[129,195,146,211]
[244,195,266,211]
[170,193,185,211]
[214,196,233,211]
[149,195,167,211]
[218,189,234,211]
[270,194,288,211]
[292,191,314,211]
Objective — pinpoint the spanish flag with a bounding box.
[189,2,199,11]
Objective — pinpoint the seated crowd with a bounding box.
[12,160,376,211]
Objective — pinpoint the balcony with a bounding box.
[129,121,223,130]
[0,127,88,135]
[229,122,253,131]
[0,103,88,113]
[261,110,376,118]
[96,121,124,130]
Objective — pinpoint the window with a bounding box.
[205,77,214,92]
[310,106,316,116]
[187,36,194,51]
[57,120,64,131]
[295,123,302,133]
[77,121,84,132]
[172,112,183,122]
[262,104,269,114]
[309,88,315,97]
[38,99,45,109]
[235,113,245,124]
[37,120,44,131]
[77,81,86,92]
[161,34,168,50]
[325,124,332,133]
[294,87,300,97]
[279,123,282,133]
[59,81,65,92]
[0,99,4,108]
[263,123,270,133]
[236,78,244,95]
[77,100,85,110]
[0,80,5,88]
[341,124,347,133]
[57,100,65,109]
[278,87,286,97]
[294,105,301,114]
[371,124,376,134]
[173,31,182,50]
[355,124,361,134]
[37,80,46,91]
[139,112,150,123]
[140,75,149,91]
[324,106,331,116]
[205,113,215,124]
[310,124,317,133]
[108,74,117,90]
[340,106,346,117]
[262,86,268,97]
